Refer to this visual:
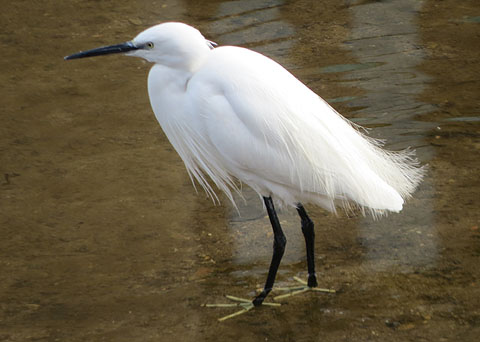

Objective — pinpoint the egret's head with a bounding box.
[65,22,215,71]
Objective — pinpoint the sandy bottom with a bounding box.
[1,0,479,341]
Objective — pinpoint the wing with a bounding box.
[187,46,423,213]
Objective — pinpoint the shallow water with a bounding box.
[1,0,479,341]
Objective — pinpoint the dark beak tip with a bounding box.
[64,51,88,61]
[64,41,139,61]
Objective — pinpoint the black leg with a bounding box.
[253,196,287,306]
[296,204,318,288]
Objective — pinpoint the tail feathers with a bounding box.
[307,98,425,215]
[339,167,405,213]
[331,144,423,216]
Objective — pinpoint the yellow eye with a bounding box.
[146,42,154,49]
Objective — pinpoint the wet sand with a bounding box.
[1,0,479,341]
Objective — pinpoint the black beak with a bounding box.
[64,41,139,60]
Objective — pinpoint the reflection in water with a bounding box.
[346,0,437,270]
[3,0,479,340]
[210,0,294,56]
[204,0,306,268]
[201,0,438,272]
[202,0,438,272]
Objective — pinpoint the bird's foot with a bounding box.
[273,276,335,301]
[203,295,281,322]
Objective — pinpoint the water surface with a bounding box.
[1,0,479,341]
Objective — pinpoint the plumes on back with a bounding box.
[144,24,424,217]
[64,22,426,310]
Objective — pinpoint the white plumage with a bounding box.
[65,21,425,312]
[141,23,423,216]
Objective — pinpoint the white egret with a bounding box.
[65,22,424,315]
